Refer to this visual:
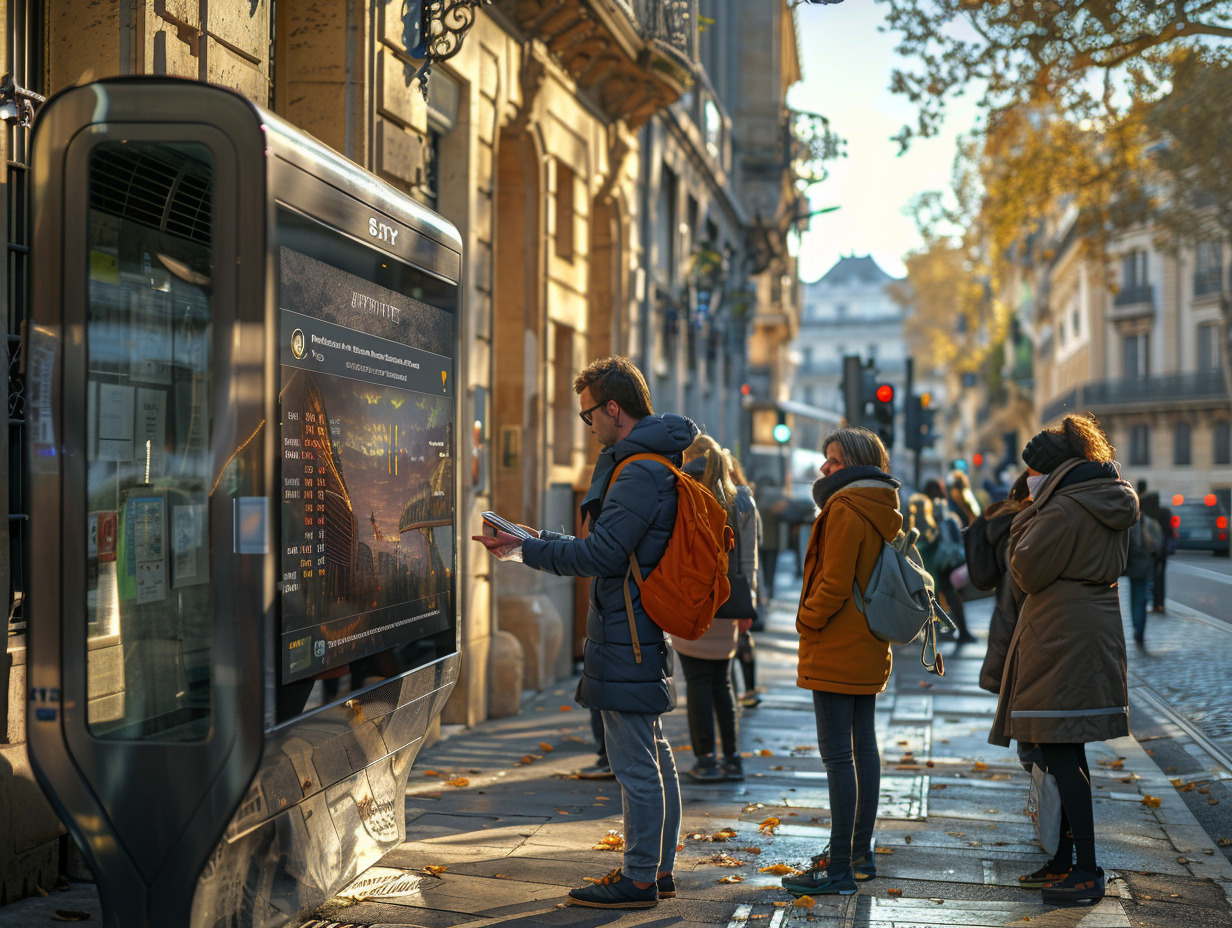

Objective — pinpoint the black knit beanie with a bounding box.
[1022,429,1070,474]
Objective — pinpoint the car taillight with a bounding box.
[1218,516,1229,530]
[1171,515,1181,530]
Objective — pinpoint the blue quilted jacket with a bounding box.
[521,413,698,713]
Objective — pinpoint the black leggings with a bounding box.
[1039,742,1095,872]
[677,653,739,760]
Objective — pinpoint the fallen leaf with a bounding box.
[422,770,442,777]
[1217,837,1231,847]
[423,865,447,876]
[1142,795,1162,807]
[773,900,790,907]
[1199,787,1210,794]
[919,680,933,688]
[759,816,781,835]
[946,832,967,838]
[887,887,903,896]
[554,807,571,815]
[793,895,817,908]
[559,705,573,711]
[931,783,947,790]
[741,846,763,855]
[758,863,799,875]
[539,742,554,752]
[704,853,745,868]
[595,796,611,801]
[972,761,987,771]
[594,831,625,851]
[1210,798,1220,805]
[1170,778,1182,787]
[897,740,910,746]
[758,749,774,757]
[718,875,745,883]
[904,835,912,844]
[494,873,510,879]
[445,777,469,788]
[875,847,894,855]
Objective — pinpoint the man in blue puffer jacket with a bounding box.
[473,356,697,909]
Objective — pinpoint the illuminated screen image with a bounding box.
[277,209,457,688]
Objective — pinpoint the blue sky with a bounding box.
[788,1,981,282]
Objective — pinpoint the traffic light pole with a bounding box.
[906,357,920,490]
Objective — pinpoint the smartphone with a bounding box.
[481,511,530,539]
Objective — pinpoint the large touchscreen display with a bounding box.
[277,210,456,685]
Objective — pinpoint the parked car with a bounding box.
[1171,495,1230,557]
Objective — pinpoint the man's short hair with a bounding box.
[573,356,653,419]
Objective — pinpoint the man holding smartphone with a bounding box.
[473,355,697,909]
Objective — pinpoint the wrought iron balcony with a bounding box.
[1041,369,1229,423]
[1112,283,1153,307]
[1194,267,1224,297]
[508,0,697,128]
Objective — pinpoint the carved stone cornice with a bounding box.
[508,0,695,129]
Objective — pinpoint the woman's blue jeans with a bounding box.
[601,709,682,882]
[812,691,880,870]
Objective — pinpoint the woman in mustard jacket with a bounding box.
[781,427,902,898]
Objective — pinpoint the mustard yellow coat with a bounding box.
[795,480,903,695]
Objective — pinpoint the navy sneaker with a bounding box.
[721,756,744,781]
[568,869,658,908]
[657,873,676,898]
[686,757,724,781]
[781,866,857,896]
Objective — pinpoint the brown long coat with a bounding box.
[990,459,1139,746]
[796,479,902,695]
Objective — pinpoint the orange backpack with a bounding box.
[607,453,735,662]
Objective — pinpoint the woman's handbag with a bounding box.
[1027,762,1063,856]
[715,513,756,619]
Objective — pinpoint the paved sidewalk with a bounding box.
[4,578,1232,927]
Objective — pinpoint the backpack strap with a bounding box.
[604,452,677,665]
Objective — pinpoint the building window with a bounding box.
[1198,322,1222,372]
[1215,421,1232,466]
[553,323,574,466]
[1122,332,1149,379]
[554,159,575,261]
[1173,421,1192,466]
[1195,239,1224,296]
[1129,424,1151,466]
[1122,249,1149,288]
[655,166,677,284]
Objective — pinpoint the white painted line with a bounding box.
[726,902,753,928]
[982,859,997,885]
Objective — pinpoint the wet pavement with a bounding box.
[3,576,1232,928]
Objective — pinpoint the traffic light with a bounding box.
[873,383,894,449]
[842,355,879,430]
[773,410,792,444]
[905,392,937,452]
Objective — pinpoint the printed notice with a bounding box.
[97,383,135,461]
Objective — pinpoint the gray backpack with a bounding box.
[853,528,955,674]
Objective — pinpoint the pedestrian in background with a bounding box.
[473,355,691,909]
[992,414,1138,903]
[922,478,975,644]
[726,449,763,704]
[1138,487,1173,614]
[781,426,900,898]
[948,468,982,527]
[1123,503,1163,648]
[672,434,756,783]
[756,477,788,607]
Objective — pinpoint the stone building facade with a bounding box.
[1,0,806,901]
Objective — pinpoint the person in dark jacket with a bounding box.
[923,478,975,644]
[967,471,1030,695]
[473,356,695,909]
[992,415,1138,904]
[1138,487,1173,613]
[781,426,900,898]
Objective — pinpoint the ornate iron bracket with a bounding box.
[411,0,491,99]
[0,73,46,128]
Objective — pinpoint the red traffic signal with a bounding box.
[875,384,894,403]
[740,382,752,396]
[972,453,984,467]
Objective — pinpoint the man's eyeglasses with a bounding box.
[579,401,606,426]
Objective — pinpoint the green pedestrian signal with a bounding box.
[773,423,792,444]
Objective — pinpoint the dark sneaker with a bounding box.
[568,869,658,908]
[687,758,724,781]
[1041,867,1104,904]
[1019,863,1071,889]
[809,845,876,880]
[721,756,744,781]
[781,866,857,897]
[656,873,676,899]
[577,762,615,779]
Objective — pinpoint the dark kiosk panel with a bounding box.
[25,79,462,928]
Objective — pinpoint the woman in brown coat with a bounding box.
[992,415,1138,903]
[781,427,901,898]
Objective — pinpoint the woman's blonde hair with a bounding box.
[906,492,936,537]
[683,434,737,516]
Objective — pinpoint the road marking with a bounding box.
[726,903,753,928]
[1169,561,1232,584]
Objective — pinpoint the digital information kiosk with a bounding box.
[25,78,462,928]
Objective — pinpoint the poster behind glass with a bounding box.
[277,209,457,718]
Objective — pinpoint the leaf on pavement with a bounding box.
[757,864,799,875]
[445,777,469,787]
[718,875,745,883]
[1142,795,1162,807]
[792,895,816,908]
[423,865,447,877]
[886,887,903,896]
[758,816,780,835]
